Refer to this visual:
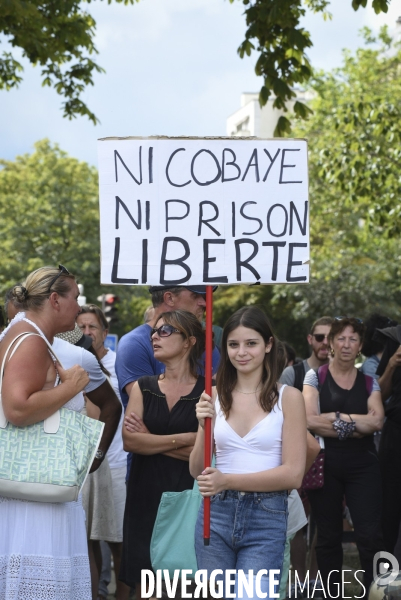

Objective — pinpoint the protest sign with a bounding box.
[98,136,309,286]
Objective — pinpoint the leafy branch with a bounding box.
[230,0,390,136]
[0,0,138,124]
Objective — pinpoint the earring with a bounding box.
[357,351,361,358]
[330,348,335,357]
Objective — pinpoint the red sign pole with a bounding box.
[203,285,213,545]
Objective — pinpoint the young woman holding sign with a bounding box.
[190,306,307,599]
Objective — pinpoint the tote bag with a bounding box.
[150,478,202,578]
[302,438,325,490]
[0,332,104,503]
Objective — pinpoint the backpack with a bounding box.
[293,361,306,392]
[316,363,374,395]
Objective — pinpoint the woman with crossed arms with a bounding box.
[303,317,384,598]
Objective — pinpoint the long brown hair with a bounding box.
[156,310,205,379]
[217,306,280,417]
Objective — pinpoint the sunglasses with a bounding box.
[312,333,329,343]
[47,264,70,294]
[150,324,181,340]
[335,316,363,323]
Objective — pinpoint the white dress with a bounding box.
[0,393,92,600]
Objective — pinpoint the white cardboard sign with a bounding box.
[98,137,309,286]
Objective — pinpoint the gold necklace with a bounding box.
[234,384,262,394]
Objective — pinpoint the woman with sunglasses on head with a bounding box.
[120,310,205,598]
[190,306,307,599]
[303,317,384,598]
[0,266,103,600]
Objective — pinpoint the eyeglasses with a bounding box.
[312,334,329,343]
[335,316,363,323]
[47,264,70,294]
[150,324,181,340]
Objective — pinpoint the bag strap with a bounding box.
[317,363,329,389]
[364,374,374,396]
[0,333,37,392]
[313,365,326,451]
[0,332,64,432]
[293,361,306,392]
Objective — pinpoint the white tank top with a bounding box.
[214,385,286,474]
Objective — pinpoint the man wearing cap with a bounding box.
[115,285,219,410]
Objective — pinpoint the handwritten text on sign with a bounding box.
[98,137,309,285]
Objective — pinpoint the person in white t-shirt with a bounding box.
[77,304,129,600]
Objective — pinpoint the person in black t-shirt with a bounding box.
[303,317,384,598]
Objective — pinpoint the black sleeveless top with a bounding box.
[320,369,375,450]
[120,375,202,585]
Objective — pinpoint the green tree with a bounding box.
[213,30,401,354]
[0,139,144,334]
[0,1,391,130]
[0,0,137,124]
[231,0,391,135]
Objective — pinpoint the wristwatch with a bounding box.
[95,449,104,460]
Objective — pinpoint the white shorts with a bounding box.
[110,466,127,542]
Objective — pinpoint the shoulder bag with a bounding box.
[302,436,325,490]
[151,478,202,578]
[302,364,327,490]
[0,332,104,503]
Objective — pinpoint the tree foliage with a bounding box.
[0,139,145,334]
[213,30,401,354]
[0,0,138,124]
[299,27,401,239]
[1,31,400,350]
[230,0,391,135]
[0,0,391,128]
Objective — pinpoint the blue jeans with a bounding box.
[195,490,288,599]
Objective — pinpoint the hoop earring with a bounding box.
[357,351,361,358]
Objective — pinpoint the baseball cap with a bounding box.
[56,323,93,350]
[148,285,217,294]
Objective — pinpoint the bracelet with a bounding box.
[333,416,356,440]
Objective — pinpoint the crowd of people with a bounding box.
[0,266,400,600]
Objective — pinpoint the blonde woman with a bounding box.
[0,266,96,599]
